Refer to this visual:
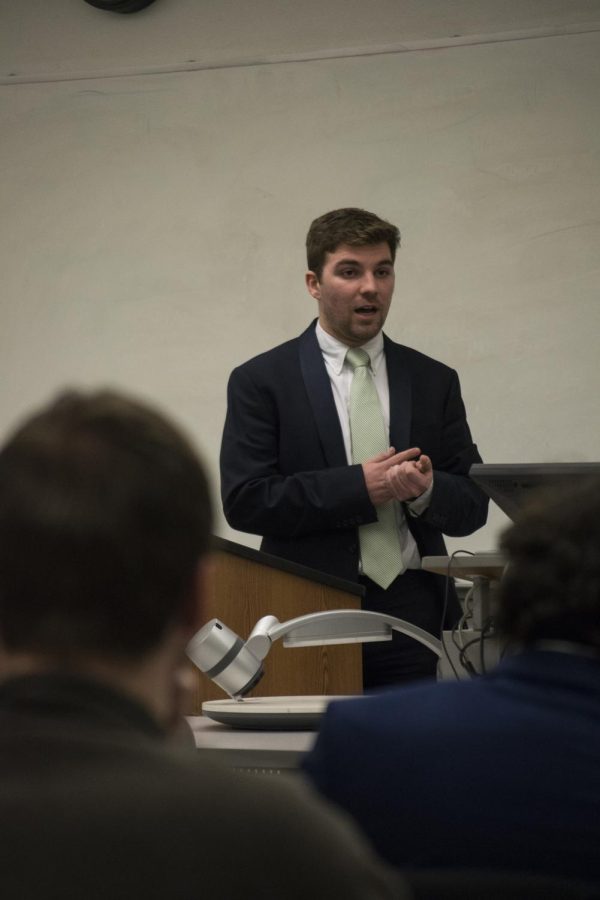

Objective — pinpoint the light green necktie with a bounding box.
[346,347,404,589]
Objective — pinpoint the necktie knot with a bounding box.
[346,348,371,371]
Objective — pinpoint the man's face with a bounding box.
[306,242,395,347]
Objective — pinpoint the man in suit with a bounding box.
[302,479,600,883]
[0,389,407,900]
[220,207,488,687]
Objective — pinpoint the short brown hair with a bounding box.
[306,208,400,279]
[0,390,212,660]
[496,479,600,649]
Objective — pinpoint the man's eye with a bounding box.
[376,268,392,278]
[340,268,357,278]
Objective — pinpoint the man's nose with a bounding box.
[359,272,378,295]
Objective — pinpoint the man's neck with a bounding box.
[0,628,193,732]
[315,320,384,353]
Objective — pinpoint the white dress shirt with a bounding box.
[315,322,429,571]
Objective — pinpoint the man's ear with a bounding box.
[305,270,321,300]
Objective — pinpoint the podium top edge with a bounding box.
[210,535,365,598]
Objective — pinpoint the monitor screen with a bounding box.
[469,462,600,520]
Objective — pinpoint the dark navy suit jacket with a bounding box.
[220,321,487,615]
[302,650,600,883]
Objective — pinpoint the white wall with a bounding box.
[1,3,599,554]
[3,0,600,82]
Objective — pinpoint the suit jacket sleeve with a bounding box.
[220,362,377,538]
[384,338,488,542]
[418,368,488,537]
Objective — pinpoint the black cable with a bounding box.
[439,550,475,680]
[457,622,495,674]
[450,585,474,655]
[480,622,487,673]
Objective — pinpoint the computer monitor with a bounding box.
[469,462,600,521]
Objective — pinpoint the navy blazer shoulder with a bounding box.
[302,650,600,882]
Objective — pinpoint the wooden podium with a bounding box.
[186,537,364,713]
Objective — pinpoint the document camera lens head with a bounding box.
[186,618,264,699]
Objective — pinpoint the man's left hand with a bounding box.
[386,454,433,501]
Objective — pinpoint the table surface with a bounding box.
[187,715,317,752]
[186,715,317,774]
[422,552,505,580]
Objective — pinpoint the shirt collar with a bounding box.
[315,321,385,375]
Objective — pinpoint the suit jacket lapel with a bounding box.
[299,322,348,467]
[384,335,412,452]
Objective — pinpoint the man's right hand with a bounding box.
[362,447,421,506]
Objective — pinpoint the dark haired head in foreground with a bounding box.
[303,479,600,884]
[497,480,600,650]
[0,389,212,663]
[0,389,405,900]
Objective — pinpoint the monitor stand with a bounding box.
[422,553,505,679]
